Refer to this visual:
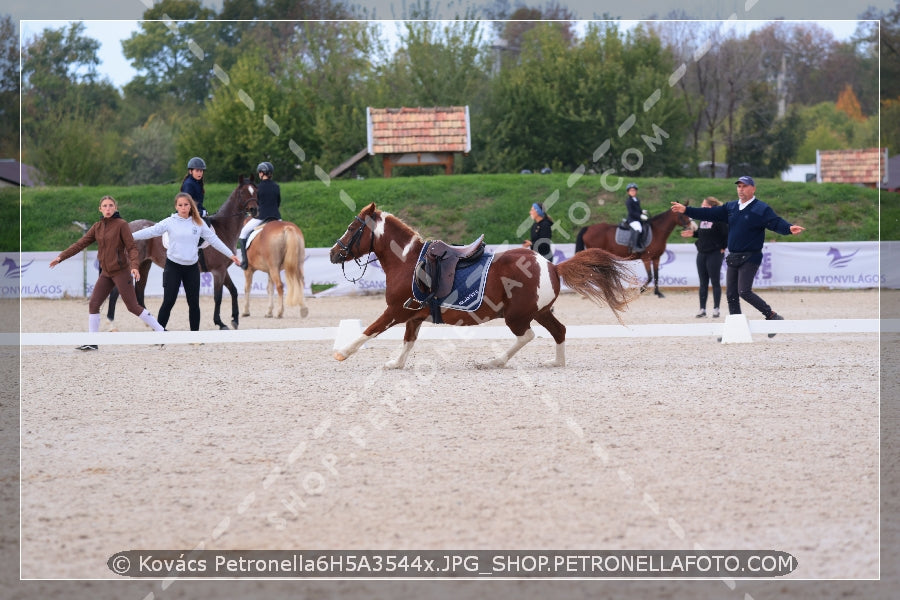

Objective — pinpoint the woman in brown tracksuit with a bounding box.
[49,195,165,350]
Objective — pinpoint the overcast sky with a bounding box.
[7,0,895,21]
[13,0,891,90]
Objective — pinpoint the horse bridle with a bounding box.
[239,185,258,218]
[209,184,257,220]
[335,215,378,283]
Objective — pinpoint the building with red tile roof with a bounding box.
[330,106,471,178]
[816,148,886,187]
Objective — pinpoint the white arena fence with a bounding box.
[6,241,896,347]
[3,241,895,301]
[6,317,895,349]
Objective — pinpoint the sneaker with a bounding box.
[76,344,98,351]
[695,309,706,318]
[712,308,720,318]
[766,312,784,338]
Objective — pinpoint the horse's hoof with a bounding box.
[300,307,309,318]
[218,324,230,330]
[334,351,346,361]
[231,321,239,330]
[265,313,273,319]
[656,292,665,298]
[479,358,507,369]
[241,312,250,317]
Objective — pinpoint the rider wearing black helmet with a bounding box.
[624,182,648,253]
[181,157,207,217]
[238,161,281,270]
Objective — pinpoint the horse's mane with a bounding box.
[381,211,424,243]
[208,179,252,220]
[648,200,690,223]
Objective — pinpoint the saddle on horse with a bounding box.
[245,217,279,251]
[405,235,486,310]
[617,219,652,253]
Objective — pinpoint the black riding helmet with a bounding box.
[257,161,274,177]
[187,156,207,170]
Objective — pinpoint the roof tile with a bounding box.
[369,106,470,154]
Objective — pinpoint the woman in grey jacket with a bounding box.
[133,193,240,331]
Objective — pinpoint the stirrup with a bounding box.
[403,297,425,310]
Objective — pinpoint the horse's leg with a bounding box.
[653,257,664,298]
[534,309,567,367]
[641,257,652,294]
[485,327,535,368]
[211,272,228,330]
[264,275,277,318]
[268,269,285,318]
[484,309,538,368]
[242,268,253,317]
[223,272,240,328]
[137,262,151,306]
[334,310,402,362]
[106,286,119,331]
[384,319,424,369]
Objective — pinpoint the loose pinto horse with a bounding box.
[106,177,258,330]
[241,220,309,319]
[329,203,639,369]
[574,204,694,297]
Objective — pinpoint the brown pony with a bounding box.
[574,204,694,297]
[329,202,639,369]
[241,220,309,319]
[105,177,258,330]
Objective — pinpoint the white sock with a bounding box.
[139,309,165,332]
[88,313,100,333]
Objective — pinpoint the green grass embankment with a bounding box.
[5,174,885,252]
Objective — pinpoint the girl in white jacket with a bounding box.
[133,193,239,331]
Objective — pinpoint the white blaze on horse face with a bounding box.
[534,259,556,310]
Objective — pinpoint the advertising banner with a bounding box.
[2,241,890,300]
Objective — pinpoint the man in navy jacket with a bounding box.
[670,176,806,335]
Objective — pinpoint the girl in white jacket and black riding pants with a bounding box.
[132,193,239,331]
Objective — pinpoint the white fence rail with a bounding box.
[7,317,893,348]
[4,241,895,300]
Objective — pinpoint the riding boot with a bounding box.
[630,230,640,253]
[239,238,249,270]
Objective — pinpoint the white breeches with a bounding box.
[240,218,263,239]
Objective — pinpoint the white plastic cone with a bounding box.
[333,319,365,351]
[720,314,753,343]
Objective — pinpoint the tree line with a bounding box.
[7,0,897,186]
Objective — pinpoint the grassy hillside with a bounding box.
[4,174,888,252]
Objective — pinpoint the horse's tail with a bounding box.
[555,248,640,325]
[574,226,588,253]
[282,225,306,307]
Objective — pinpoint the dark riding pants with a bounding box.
[725,260,773,317]
[89,270,144,316]
[158,259,201,330]
[696,251,724,310]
